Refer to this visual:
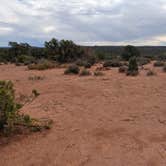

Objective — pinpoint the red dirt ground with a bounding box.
[0,63,166,166]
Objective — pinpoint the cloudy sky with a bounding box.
[0,0,166,46]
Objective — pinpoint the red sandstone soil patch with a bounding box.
[0,64,166,166]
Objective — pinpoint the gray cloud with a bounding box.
[0,0,166,46]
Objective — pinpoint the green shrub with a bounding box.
[64,64,80,75]
[0,81,17,130]
[94,71,104,76]
[127,57,139,76]
[79,69,91,76]
[28,60,55,70]
[119,66,128,73]
[103,60,122,68]
[121,45,140,61]
[154,61,165,67]
[0,81,52,136]
[17,55,35,65]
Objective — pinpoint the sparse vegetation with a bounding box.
[0,81,51,136]
[0,81,18,131]
[137,57,151,66]
[146,70,156,76]
[94,71,104,76]
[79,69,91,76]
[126,57,139,76]
[76,60,92,68]
[64,64,80,75]
[16,55,36,65]
[84,62,92,68]
[103,59,122,68]
[153,61,165,67]
[119,66,128,73]
[28,60,55,70]
[121,45,140,61]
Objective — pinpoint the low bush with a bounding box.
[94,71,104,76]
[146,70,156,76]
[153,61,165,67]
[28,60,55,70]
[119,66,128,73]
[17,55,35,65]
[103,60,122,68]
[64,64,80,75]
[0,81,52,136]
[127,57,139,76]
[0,81,17,130]
[137,57,151,66]
[79,69,91,76]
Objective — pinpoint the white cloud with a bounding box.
[43,26,56,33]
[0,27,13,35]
[0,0,166,46]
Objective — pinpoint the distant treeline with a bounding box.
[92,46,166,60]
[0,39,94,64]
[0,38,166,64]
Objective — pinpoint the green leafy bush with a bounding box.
[0,81,51,137]
[126,57,139,76]
[64,64,80,75]
[0,81,17,130]
[121,45,140,61]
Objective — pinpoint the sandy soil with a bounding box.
[0,63,166,166]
